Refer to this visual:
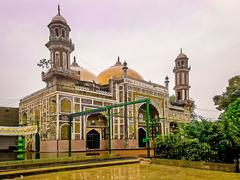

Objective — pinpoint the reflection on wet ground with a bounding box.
[14,163,240,180]
[0,149,152,161]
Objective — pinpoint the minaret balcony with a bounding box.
[45,36,75,51]
[41,67,79,82]
[173,67,190,72]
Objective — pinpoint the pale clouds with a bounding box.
[0,0,239,119]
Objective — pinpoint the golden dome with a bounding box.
[97,57,144,85]
[71,57,98,83]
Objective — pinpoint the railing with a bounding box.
[155,143,240,164]
[126,78,167,94]
[76,86,112,96]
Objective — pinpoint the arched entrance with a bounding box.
[138,103,161,139]
[138,128,146,147]
[86,129,100,149]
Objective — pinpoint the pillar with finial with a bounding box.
[165,76,169,90]
[122,60,128,147]
[122,61,128,79]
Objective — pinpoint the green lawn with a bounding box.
[15,163,240,180]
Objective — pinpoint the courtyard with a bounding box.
[14,163,240,180]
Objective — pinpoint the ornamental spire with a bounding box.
[114,56,122,66]
[58,4,61,15]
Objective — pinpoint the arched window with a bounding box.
[55,51,60,67]
[178,61,180,68]
[60,98,72,113]
[181,61,184,67]
[62,52,67,69]
[177,73,180,85]
[22,112,27,125]
[55,28,59,37]
[181,72,185,85]
[60,123,69,140]
[61,29,66,38]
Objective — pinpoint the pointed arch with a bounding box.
[60,98,72,113]
[86,129,100,149]
[60,123,69,140]
[138,127,146,147]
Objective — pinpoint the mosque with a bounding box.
[19,7,191,152]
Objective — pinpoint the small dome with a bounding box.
[70,58,98,83]
[176,48,188,59]
[176,53,187,59]
[51,14,67,24]
[97,57,144,85]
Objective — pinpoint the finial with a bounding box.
[165,75,170,89]
[115,56,122,66]
[58,4,60,15]
[73,56,76,63]
[180,48,182,54]
[122,60,128,71]
[123,60,127,66]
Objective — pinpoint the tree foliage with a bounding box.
[156,98,240,163]
[221,98,240,145]
[213,75,240,111]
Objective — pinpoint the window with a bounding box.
[181,61,184,67]
[55,28,59,37]
[119,91,123,102]
[177,73,180,85]
[61,29,66,38]
[60,98,71,113]
[177,92,181,100]
[181,72,185,85]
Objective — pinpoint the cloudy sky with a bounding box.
[0,0,239,119]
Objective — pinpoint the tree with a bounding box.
[169,95,176,104]
[221,98,240,145]
[189,99,197,120]
[213,75,240,111]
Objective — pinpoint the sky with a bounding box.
[0,0,239,120]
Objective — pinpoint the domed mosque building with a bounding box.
[19,7,191,152]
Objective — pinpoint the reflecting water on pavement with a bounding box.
[14,163,240,180]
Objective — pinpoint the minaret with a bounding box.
[42,5,76,86]
[46,5,74,70]
[173,48,191,104]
